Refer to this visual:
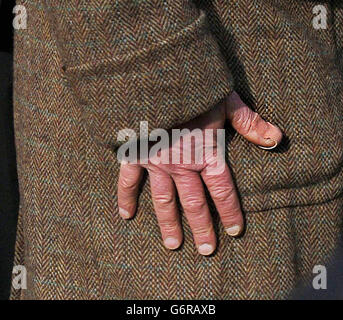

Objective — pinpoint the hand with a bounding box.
[117,91,283,255]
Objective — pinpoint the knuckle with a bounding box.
[192,223,213,238]
[154,193,174,206]
[233,108,257,136]
[211,186,236,203]
[247,113,261,134]
[186,211,213,236]
[120,176,138,191]
[226,209,241,220]
[182,198,207,214]
[159,220,179,233]
[221,210,243,225]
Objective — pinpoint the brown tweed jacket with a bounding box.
[12,0,343,299]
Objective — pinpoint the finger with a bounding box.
[149,169,182,250]
[226,91,283,149]
[201,161,244,237]
[118,163,144,219]
[173,171,216,256]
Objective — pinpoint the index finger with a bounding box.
[118,163,144,219]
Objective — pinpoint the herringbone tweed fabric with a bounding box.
[11,0,343,299]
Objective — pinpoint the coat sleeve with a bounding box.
[44,0,234,149]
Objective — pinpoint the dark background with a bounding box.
[0,0,19,300]
[0,0,14,52]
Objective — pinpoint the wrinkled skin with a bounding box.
[118,91,283,256]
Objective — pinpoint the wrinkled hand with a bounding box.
[117,91,283,255]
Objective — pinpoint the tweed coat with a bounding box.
[12,0,343,299]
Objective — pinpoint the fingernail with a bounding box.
[164,237,180,250]
[198,243,214,256]
[258,139,278,150]
[225,225,241,237]
[119,207,130,219]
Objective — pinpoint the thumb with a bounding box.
[226,91,283,149]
